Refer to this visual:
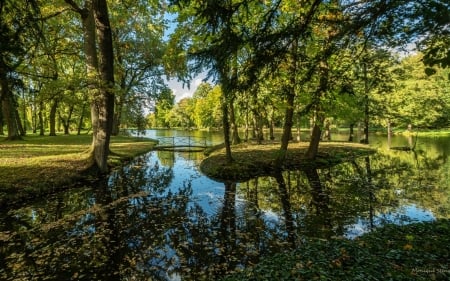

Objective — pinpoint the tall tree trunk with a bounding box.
[77,102,86,135]
[362,62,369,144]
[111,101,121,136]
[296,115,301,141]
[14,107,25,136]
[59,105,74,135]
[276,38,299,166]
[306,121,322,159]
[348,123,354,141]
[244,103,249,142]
[0,109,4,135]
[269,109,275,141]
[229,97,240,145]
[306,58,329,159]
[49,99,58,136]
[323,119,331,141]
[252,109,264,144]
[92,0,115,173]
[1,75,22,140]
[32,103,37,134]
[221,90,233,163]
[21,91,27,133]
[276,88,295,165]
[38,101,45,136]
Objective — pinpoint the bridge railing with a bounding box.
[156,136,207,147]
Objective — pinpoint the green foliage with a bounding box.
[192,84,223,129]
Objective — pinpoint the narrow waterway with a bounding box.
[1,130,449,280]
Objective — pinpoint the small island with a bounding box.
[200,141,375,182]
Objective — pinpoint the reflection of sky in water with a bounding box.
[151,151,438,239]
[345,204,435,238]
[150,152,225,216]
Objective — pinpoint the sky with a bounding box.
[167,75,206,102]
[164,12,213,102]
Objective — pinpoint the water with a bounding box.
[1,130,449,280]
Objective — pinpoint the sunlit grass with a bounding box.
[201,141,375,182]
[0,133,156,202]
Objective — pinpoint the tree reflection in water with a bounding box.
[1,148,447,280]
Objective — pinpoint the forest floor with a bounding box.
[200,141,375,182]
[0,133,156,207]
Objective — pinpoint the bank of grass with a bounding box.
[222,219,450,281]
[0,133,156,206]
[201,141,375,182]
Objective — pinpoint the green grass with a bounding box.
[200,141,375,182]
[0,133,156,205]
[222,219,450,281]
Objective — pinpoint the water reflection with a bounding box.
[1,138,449,280]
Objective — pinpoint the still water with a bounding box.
[1,130,449,280]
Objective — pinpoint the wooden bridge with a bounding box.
[154,136,208,152]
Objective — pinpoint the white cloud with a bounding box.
[167,73,210,103]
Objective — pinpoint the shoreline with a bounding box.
[0,134,156,208]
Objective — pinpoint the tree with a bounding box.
[391,54,450,129]
[64,0,115,173]
[109,0,168,135]
[414,1,450,70]
[153,87,175,128]
[0,0,42,140]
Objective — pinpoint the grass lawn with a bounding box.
[201,141,375,182]
[0,133,156,206]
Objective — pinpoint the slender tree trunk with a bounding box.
[59,105,74,135]
[323,119,331,141]
[251,115,257,140]
[77,102,86,135]
[252,109,264,144]
[0,109,4,135]
[362,62,369,144]
[278,38,299,162]
[221,90,233,162]
[269,110,275,141]
[14,107,25,136]
[49,99,58,136]
[244,105,249,142]
[306,58,328,159]
[306,122,322,159]
[38,101,45,135]
[111,102,121,136]
[229,97,240,145]
[296,115,301,141]
[277,88,295,165]
[22,90,27,133]
[348,123,354,141]
[32,102,37,134]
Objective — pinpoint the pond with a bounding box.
[1,130,449,280]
